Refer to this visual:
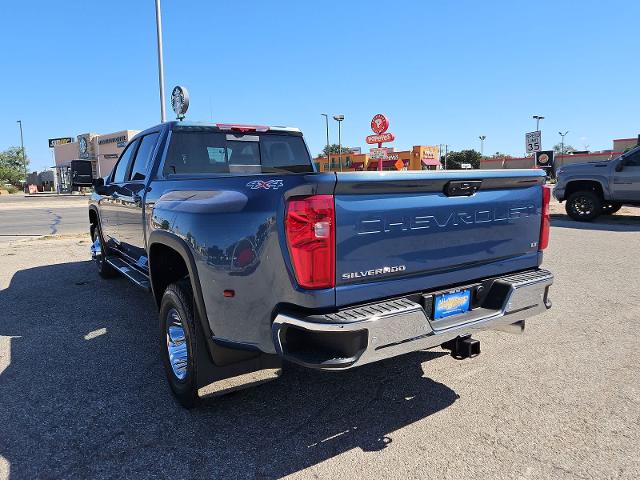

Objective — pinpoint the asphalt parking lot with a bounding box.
[1,207,639,479]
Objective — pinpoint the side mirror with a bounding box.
[92,177,105,187]
[615,161,624,172]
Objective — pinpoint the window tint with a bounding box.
[112,139,139,183]
[164,132,228,176]
[625,149,640,166]
[164,130,313,176]
[129,133,160,181]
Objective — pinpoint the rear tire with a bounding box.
[159,279,200,408]
[601,202,622,215]
[91,224,117,278]
[566,191,602,222]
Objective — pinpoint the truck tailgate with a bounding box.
[333,170,546,306]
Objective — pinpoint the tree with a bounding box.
[553,143,575,154]
[0,147,29,186]
[318,144,353,158]
[440,149,481,169]
[491,152,513,159]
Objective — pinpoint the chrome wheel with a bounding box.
[166,308,188,380]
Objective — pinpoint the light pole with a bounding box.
[478,135,486,156]
[155,0,166,122]
[333,115,344,172]
[532,115,544,132]
[321,114,330,166]
[558,130,569,170]
[16,120,27,191]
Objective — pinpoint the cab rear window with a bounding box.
[163,130,313,176]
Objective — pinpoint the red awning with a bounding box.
[351,161,364,170]
[421,157,440,166]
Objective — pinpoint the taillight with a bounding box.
[539,185,551,250]
[285,195,335,289]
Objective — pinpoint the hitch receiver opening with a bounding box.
[441,334,481,360]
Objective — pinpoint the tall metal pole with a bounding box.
[155,0,167,122]
[559,130,568,169]
[479,135,486,156]
[337,121,342,172]
[333,115,344,172]
[17,120,27,191]
[321,114,330,165]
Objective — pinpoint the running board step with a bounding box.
[105,257,150,291]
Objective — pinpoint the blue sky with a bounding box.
[2,0,639,171]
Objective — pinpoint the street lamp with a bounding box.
[333,114,344,172]
[558,131,569,171]
[478,135,486,156]
[16,120,27,192]
[154,0,166,122]
[532,115,544,131]
[321,114,330,166]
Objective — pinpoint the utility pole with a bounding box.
[333,115,344,172]
[479,135,486,156]
[17,120,27,192]
[155,0,166,122]
[321,114,330,167]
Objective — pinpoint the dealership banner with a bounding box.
[535,150,554,168]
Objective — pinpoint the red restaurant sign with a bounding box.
[366,132,395,144]
[370,114,390,134]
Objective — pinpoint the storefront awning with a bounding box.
[421,158,440,166]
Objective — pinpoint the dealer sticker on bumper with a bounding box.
[434,289,471,319]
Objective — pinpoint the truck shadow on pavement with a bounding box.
[550,213,640,232]
[0,259,458,479]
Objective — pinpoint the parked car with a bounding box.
[89,121,554,408]
[554,146,640,221]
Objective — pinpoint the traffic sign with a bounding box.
[394,159,404,170]
[526,131,541,153]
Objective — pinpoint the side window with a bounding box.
[164,132,228,175]
[112,139,140,183]
[624,150,640,167]
[128,133,160,181]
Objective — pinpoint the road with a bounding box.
[0,209,639,479]
[0,195,88,242]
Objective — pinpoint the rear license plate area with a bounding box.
[433,289,471,320]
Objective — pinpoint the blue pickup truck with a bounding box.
[89,121,553,407]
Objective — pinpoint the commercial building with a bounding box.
[314,145,441,172]
[53,130,139,192]
[480,136,639,170]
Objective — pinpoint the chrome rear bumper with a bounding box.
[272,269,553,370]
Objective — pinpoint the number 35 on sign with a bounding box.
[526,131,541,153]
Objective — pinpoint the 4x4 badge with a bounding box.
[246,180,284,190]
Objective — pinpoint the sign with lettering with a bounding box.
[366,132,395,144]
[48,137,73,148]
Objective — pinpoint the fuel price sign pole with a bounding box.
[366,114,395,171]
